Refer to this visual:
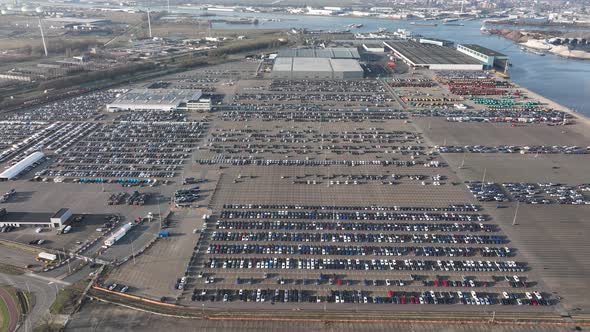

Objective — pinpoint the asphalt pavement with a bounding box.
[0,272,70,332]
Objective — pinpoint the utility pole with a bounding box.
[147,8,152,38]
[158,195,162,230]
[38,17,48,57]
[512,201,520,226]
[49,282,59,295]
[459,152,466,169]
[480,167,487,191]
[64,248,71,274]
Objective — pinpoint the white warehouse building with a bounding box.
[384,40,483,71]
[0,207,71,228]
[106,88,203,112]
[272,57,364,80]
[0,151,45,181]
[456,44,509,71]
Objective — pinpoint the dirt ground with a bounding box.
[66,301,581,332]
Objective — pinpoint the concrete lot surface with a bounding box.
[66,302,578,332]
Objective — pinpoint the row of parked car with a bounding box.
[0,225,15,233]
[215,220,494,232]
[220,210,486,222]
[106,283,129,293]
[190,288,550,305]
[28,239,46,245]
[438,145,588,155]
[174,186,201,207]
[220,108,408,122]
[40,121,208,180]
[504,182,590,205]
[466,181,510,202]
[221,203,481,212]
[206,244,512,258]
[207,258,525,272]
[210,231,506,244]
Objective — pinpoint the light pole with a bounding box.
[157,194,163,230]
[512,201,520,226]
[459,152,466,169]
[131,242,136,265]
[480,167,487,191]
[63,248,71,274]
[49,282,59,295]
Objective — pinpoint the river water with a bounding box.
[152,7,590,116]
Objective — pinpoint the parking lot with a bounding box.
[1,59,589,318]
[0,213,112,253]
[198,120,429,163]
[105,209,206,300]
[0,90,118,122]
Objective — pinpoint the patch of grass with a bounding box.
[0,239,42,255]
[0,262,26,276]
[16,290,32,315]
[0,295,9,332]
[49,282,85,315]
[23,291,33,314]
[33,323,62,332]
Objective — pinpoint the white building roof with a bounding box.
[107,88,202,111]
[0,152,45,180]
[329,59,363,73]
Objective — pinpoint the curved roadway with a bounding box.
[0,272,69,332]
[0,286,18,332]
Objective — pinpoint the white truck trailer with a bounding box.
[103,223,133,247]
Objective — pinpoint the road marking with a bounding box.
[24,273,71,286]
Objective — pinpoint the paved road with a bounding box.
[0,287,18,332]
[0,272,69,332]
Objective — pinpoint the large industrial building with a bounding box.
[457,44,510,71]
[0,207,72,228]
[277,47,360,59]
[384,40,484,71]
[272,57,364,80]
[0,152,45,181]
[106,88,203,112]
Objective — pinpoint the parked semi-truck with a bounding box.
[103,223,133,247]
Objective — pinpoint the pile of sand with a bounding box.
[519,39,553,50]
[504,30,525,42]
[549,45,590,60]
